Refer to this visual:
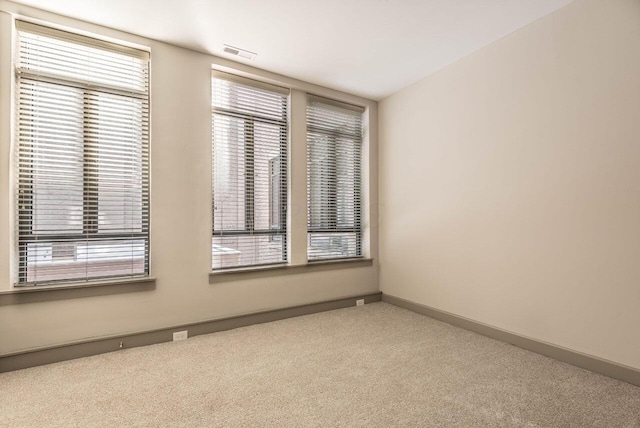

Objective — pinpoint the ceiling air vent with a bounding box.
[223,44,257,60]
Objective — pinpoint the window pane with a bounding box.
[336,137,360,228]
[25,239,146,283]
[213,114,246,232]
[307,232,360,260]
[212,235,285,269]
[18,22,147,92]
[94,93,145,234]
[254,122,284,231]
[307,132,334,229]
[20,81,84,235]
[212,77,286,122]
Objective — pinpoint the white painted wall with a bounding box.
[0,1,378,354]
[379,0,640,369]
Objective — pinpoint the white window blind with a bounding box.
[307,96,363,260]
[15,21,150,285]
[211,72,289,269]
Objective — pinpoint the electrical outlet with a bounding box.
[173,330,188,341]
[356,299,365,307]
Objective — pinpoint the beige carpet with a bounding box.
[1,302,639,427]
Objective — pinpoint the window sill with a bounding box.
[0,277,156,306]
[209,258,373,282]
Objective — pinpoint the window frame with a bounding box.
[211,72,289,270]
[306,96,364,262]
[14,20,151,286]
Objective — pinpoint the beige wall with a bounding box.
[0,1,378,354]
[379,0,640,369]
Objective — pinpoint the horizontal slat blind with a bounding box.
[212,72,288,269]
[15,21,150,285]
[307,97,363,260]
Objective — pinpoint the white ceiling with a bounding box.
[9,0,574,100]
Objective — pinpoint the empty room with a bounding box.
[1,0,639,426]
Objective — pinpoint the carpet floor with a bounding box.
[1,302,639,427]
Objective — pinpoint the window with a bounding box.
[307,97,363,260]
[15,21,150,285]
[211,72,288,269]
